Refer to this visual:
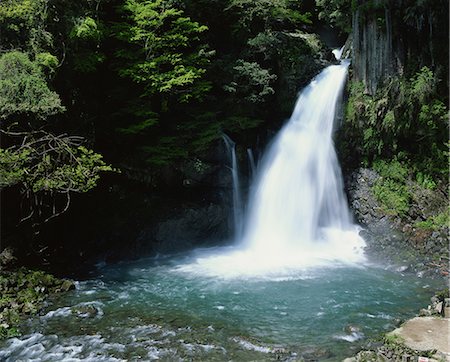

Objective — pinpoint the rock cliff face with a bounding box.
[351,0,448,94]
[352,1,395,94]
[347,168,449,277]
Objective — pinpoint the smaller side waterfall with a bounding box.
[247,148,256,180]
[222,135,243,238]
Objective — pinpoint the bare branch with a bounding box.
[44,192,71,223]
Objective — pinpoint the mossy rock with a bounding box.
[0,268,75,340]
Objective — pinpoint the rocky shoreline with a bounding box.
[343,167,450,361]
[348,168,449,279]
[0,248,75,340]
[344,290,450,362]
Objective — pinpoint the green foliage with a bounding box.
[0,148,30,187]
[383,332,436,359]
[315,0,352,33]
[247,31,282,58]
[435,288,449,300]
[373,179,411,216]
[67,13,106,73]
[33,146,113,193]
[0,51,64,120]
[370,157,445,219]
[141,137,188,166]
[0,136,113,194]
[70,16,102,41]
[188,120,222,154]
[372,159,411,216]
[0,2,113,228]
[116,117,158,135]
[418,100,447,130]
[0,0,52,53]
[224,60,277,103]
[0,268,73,340]
[295,32,322,53]
[117,0,212,102]
[410,66,435,102]
[110,0,217,166]
[35,52,59,73]
[384,333,405,346]
[415,208,449,230]
[73,52,106,73]
[227,0,311,36]
[345,67,448,178]
[108,0,323,168]
[415,172,436,190]
[224,0,324,117]
[223,116,264,131]
[0,326,20,339]
[373,159,408,183]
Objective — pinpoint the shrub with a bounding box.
[373,178,410,216]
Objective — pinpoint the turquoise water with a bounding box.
[0,250,441,361]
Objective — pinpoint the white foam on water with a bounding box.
[0,333,127,362]
[231,337,273,353]
[42,306,72,319]
[334,331,365,343]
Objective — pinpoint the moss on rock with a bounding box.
[0,267,75,339]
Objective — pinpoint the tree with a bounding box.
[0,0,53,53]
[117,0,212,104]
[224,60,277,104]
[226,0,311,37]
[315,0,352,34]
[0,51,112,229]
[111,0,213,166]
[0,51,63,121]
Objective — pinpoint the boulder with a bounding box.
[0,248,16,270]
[434,302,443,315]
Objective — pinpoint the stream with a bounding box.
[0,54,444,362]
[0,251,441,361]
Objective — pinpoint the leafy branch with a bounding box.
[1,130,114,227]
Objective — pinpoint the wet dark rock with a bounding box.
[300,346,332,361]
[59,280,76,292]
[347,168,449,277]
[419,308,431,317]
[154,204,228,253]
[72,304,100,318]
[434,302,443,314]
[344,325,361,335]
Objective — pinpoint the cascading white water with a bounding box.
[247,148,256,179]
[177,61,365,278]
[242,61,353,253]
[222,134,243,238]
[332,46,345,60]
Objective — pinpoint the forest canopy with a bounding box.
[0,0,448,252]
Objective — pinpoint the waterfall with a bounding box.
[180,62,365,278]
[222,134,243,238]
[332,46,345,60]
[241,61,356,255]
[246,148,256,179]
